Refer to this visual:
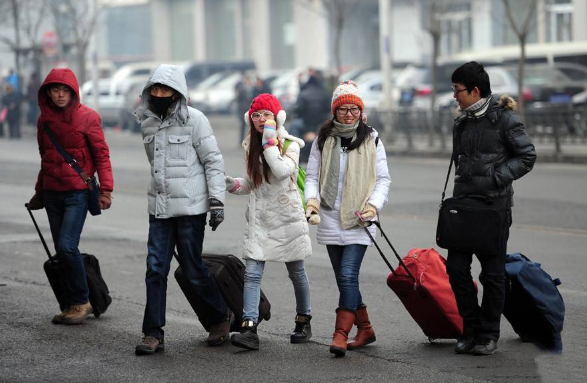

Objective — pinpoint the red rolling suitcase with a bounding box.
[364,221,467,340]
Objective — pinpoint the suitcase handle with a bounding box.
[361,221,416,284]
[25,204,54,263]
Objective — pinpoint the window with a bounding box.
[546,0,573,43]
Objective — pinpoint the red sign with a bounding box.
[42,31,59,57]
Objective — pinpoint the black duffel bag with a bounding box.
[436,194,508,255]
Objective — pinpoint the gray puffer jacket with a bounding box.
[452,95,536,205]
[135,64,225,218]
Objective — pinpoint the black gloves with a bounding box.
[208,198,224,231]
[27,193,44,210]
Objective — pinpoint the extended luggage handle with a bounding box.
[25,204,54,264]
[360,219,416,285]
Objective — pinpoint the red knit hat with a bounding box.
[245,93,286,129]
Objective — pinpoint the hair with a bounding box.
[451,61,492,98]
[246,127,283,189]
[316,115,373,152]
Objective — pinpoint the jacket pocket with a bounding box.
[167,135,190,161]
[143,135,155,160]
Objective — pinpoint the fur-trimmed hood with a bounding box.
[497,94,517,111]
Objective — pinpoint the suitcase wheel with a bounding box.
[428,337,435,343]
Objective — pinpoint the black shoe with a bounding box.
[135,336,164,356]
[472,338,498,355]
[290,314,312,344]
[455,336,476,354]
[231,320,259,350]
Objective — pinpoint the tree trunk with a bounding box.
[517,34,526,121]
[10,0,21,89]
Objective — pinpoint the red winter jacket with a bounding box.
[34,68,113,193]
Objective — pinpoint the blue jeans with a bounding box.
[142,214,228,339]
[44,190,89,306]
[326,244,368,311]
[243,259,311,322]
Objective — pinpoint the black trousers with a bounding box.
[446,211,512,341]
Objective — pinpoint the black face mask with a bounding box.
[150,95,175,117]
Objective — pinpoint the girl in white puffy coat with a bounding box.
[304,81,391,357]
[225,93,312,351]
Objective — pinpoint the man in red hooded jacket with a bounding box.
[27,68,114,325]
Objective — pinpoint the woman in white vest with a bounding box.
[225,93,312,351]
[305,80,391,357]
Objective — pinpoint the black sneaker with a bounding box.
[290,314,312,344]
[231,320,259,350]
[472,338,497,355]
[455,335,476,354]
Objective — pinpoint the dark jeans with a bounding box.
[142,214,228,340]
[44,190,89,306]
[326,244,367,311]
[446,211,512,341]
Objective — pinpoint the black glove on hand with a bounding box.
[208,198,224,231]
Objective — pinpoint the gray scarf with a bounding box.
[320,120,358,208]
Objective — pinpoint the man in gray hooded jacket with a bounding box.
[134,64,231,355]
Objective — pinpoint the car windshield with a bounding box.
[194,72,228,90]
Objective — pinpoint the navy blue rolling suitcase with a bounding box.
[503,253,564,351]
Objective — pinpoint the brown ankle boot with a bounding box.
[52,307,71,324]
[208,310,233,346]
[329,309,356,357]
[347,306,376,350]
[62,302,93,325]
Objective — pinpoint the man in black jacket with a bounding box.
[446,62,536,355]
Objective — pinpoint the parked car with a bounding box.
[501,63,587,107]
[182,60,255,89]
[191,72,242,114]
[81,78,125,127]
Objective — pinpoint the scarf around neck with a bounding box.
[320,120,377,229]
[463,95,492,119]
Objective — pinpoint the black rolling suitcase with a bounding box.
[26,205,112,317]
[174,253,271,332]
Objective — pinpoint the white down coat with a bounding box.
[135,64,225,218]
[305,130,391,245]
[230,133,312,262]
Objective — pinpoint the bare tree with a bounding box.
[501,0,540,119]
[47,0,100,86]
[0,0,48,87]
[422,0,453,149]
[294,0,360,78]
[321,0,361,78]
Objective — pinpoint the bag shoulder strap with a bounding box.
[282,139,292,155]
[44,122,95,190]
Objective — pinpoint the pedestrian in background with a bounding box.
[26,72,41,125]
[27,68,114,325]
[304,80,391,357]
[235,73,252,143]
[2,83,22,139]
[446,61,536,356]
[134,64,231,355]
[226,93,313,351]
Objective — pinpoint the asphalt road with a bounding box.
[0,116,586,383]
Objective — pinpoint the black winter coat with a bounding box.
[452,95,536,205]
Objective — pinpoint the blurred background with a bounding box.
[1,0,586,157]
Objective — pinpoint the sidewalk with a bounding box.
[382,133,587,164]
